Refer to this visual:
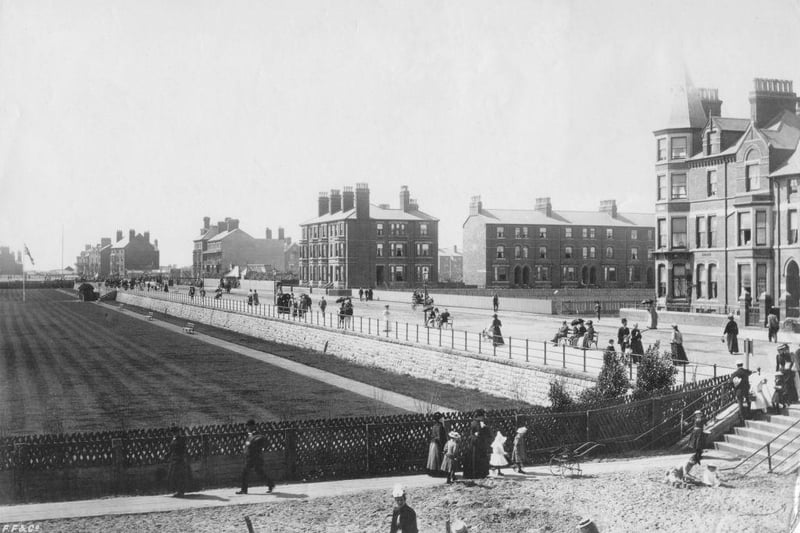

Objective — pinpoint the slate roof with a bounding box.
[469,208,653,228]
[302,205,438,225]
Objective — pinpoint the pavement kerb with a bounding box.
[0,452,738,523]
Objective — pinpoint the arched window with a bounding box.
[496,246,505,259]
[605,246,614,258]
[539,246,547,259]
[514,245,522,259]
[589,246,596,259]
[582,247,588,259]
[523,246,529,259]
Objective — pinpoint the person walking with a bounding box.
[470,409,492,478]
[359,287,364,301]
[731,362,754,423]
[383,304,392,334]
[390,484,418,533]
[629,323,644,363]
[492,292,499,312]
[723,314,739,354]
[490,314,504,347]
[252,290,259,306]
[236,420,275,495]
[425,414,446,477]
[685,410,706,477]
[319,296,327,314]
[489,431,509,476]
[247,290,253,306]
[594,301,601,322]
[670,324,688,365]
[166,426,190,497]
[617,318,630,353]
[582,320,595,348]
[511,427,528,474]
[766,309,779,343]
[441,431,460,484]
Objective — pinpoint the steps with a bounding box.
[715,405,800,473]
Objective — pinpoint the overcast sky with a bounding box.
[2,0,800,270]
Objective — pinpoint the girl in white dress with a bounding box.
[489,431,509,476]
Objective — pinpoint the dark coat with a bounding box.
[731,367,752,396]
[390,505,418,533]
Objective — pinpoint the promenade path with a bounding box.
[0,451,738,523]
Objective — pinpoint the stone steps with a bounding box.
[714,406,800,474]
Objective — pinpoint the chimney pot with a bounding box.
[278,227,285,240]
[203,216,210,229]
[318,192,330,217]
[129,229,135,241]
[534,197,553,217]
[266,227,273,240]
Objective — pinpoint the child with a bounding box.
[489,431,509,476]
[440,431,460,484]
[511,427,528,474]
[753,377,772,413]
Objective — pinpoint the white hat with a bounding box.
[516,427,528,434]
[392,484,406,497]
[451,520,469,533]
[448,431,461,439]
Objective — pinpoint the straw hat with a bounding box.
[516,427,528,434]
[448,431,461,439]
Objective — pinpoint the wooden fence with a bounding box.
[0,375,735,504]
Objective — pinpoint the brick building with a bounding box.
[438,245,463,283]
[75,238,112,279]
[0,246,22,276]
[109,229,160,277]
[298,184,438,289]
[194,217,291,278]
[462,197,654,289]
[654,77,800,318]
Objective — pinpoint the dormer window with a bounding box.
[745,151,760,191]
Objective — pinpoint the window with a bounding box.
[756,263,767,297]
[321,224,327,238]
[671,137,687,159]
[562,266,577,281]
[671,217,687,248]
[631,229,638,240]
[696,264,706,299]
[582,247,588,259]
[376,223,384,236]
[671,174,687,199]
[496,246,505,259]
[605,246,614,258]
[745,163,760,191]
[589,246,597,259]
[648,229,654,240]
[312,226,318,239]
[565,246,573,259]
[539,227,547,238]
[604,266,617,282]
[738,212,752,246]
[658,219,667,248]
[628,266,641,282]
[391,265,405,282]
[582,228,588,238]
[302,227,307,239]
[514,246,522,259]
[391,243,405,257]
[657,138,667,161]
[419,223,428,236]
[522,246,529,259]
[789,179,799,202]
[522,227,528,238]
[515,227,522,239]
[738,264,751,299]
[535,265,550,281]
[415,265,430,281]
[539,246,547,259]
[416,243,430,257]
[606,228,613,239]
[589,228,596,239]
[565,227,572,238]
[496,227,505,238]
[707,170,717,197]
[789,210,798,244]
[657,175,666,201]
[630,247,638,260]
[755,211,767,246]
[494,266,508,282]
[708,216,716,248]
[695,216,706,248]
[339,222,344,235]
[708,264,718,298]
[672,264,687,298]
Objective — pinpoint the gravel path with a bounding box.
[36,464,794,532]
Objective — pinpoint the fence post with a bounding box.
[112,438,125,494]
[396,322,398,339]
[562,344,566,368]
[365,424,371,475]
[406,322,409,341]
[416,324,419,342]
[582,348,587,372]
[683,364,687,385]
[360,316,363,333]
[713,364,717,378]
[767,442,772,472]
[427,326,430,345]
[201,434,210,487]
[284,429,298,480]
[478,333,481,354]
[508,337,512,359]
[439,327,442,347]
[542,341,545,365]
[451,329,454,349]
[368,318,371,335]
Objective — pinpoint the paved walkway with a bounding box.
[116,306,454,415]
[0,451,738,523]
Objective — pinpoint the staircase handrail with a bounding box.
[727,415,800,476]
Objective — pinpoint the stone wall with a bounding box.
[118,293,596,406]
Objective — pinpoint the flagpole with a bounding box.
[22,246,25,303]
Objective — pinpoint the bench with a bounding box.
[146,311,154,321]
[183,322,195,334]
[437,317,453,330]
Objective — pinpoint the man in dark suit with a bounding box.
[236,419,275,495]
[390,484,418,533]
[617,318,630,353]
[730,362,755,423]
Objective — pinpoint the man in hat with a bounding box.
[469,409,492,478]
[776,343,794,371]
[390,484,418,533]
[723,315,739,354]
[236,419,275,495]
[617,318,630,354]
[730,362,755,423]
[767,308,779,343]
[166,425,189,497]
[687,410,705,469]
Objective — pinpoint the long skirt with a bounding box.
[726,334,739,354]
[671,343,688,365]
[426,441,441,472]
[492,327,504,346]
[440,453,456,475]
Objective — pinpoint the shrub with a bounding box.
[577,386,605,404]
[548,380,574,411]
[635,340,677,394]
[596,345,631,399]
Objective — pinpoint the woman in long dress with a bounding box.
[723,315,739,354]
[670,324,689,365]
[425,415,446,476]
[629,323,644,363]
[491,314,504,346]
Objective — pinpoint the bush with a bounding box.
[596,345,631,399]
[577,386,605,404]
[635,340,677,395]
[548,380,574,411]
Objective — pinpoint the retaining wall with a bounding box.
[117,293,596,406]
[620,308,732,329]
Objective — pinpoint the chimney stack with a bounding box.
[342,186,354,211]
[217,220,226,233]
[355,183,370,219]
[278,227,285,240]
[599,199,618,218]
[534,197,552,217]
[469,196,483,216]
[698,87,722,118]
[227,218,239,231]
[266,227,273,240]
[750,78,797,128]
[400,185,410,212]
[203,216,210,229]
[129,229,135,241]
[453,244,458,253]
[144,231,150,243]
[409,198,419,211]
[85,244,91,251]
[101,237,111,247]
[330,189,342,214]
[318,192,329,217]
[154,239,158,249]
[116,230,123,242]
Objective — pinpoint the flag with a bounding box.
[24,244,35,266]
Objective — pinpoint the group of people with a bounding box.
[730,342,800,423]
[425,410,528,484]
[246,289,260,306]
[357,287,374,301]
[424,307,451,328]
[550,318,597,349]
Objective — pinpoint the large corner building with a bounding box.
[653,77,800,319]
[298,184,438,289]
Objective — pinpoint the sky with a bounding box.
[2,0,800,270]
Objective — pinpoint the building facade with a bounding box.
[298,184,439,289]
[463,197,654,289]
[0,247,22,276]
[75,238,112,279]
[653,77,800,318]
[109,229,160,277]
[438,245,463,283]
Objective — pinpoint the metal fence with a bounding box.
[122,287,736,386]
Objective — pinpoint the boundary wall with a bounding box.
[117,292,597,406]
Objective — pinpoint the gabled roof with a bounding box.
[302,205,439,225]
[759,109,800,150]
[469,208,653,228]
[710,117,750,132]
[111,238,129,249]
[194,227,219,243]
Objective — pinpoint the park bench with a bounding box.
[146,311,154,321]
[183,322,195,334]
